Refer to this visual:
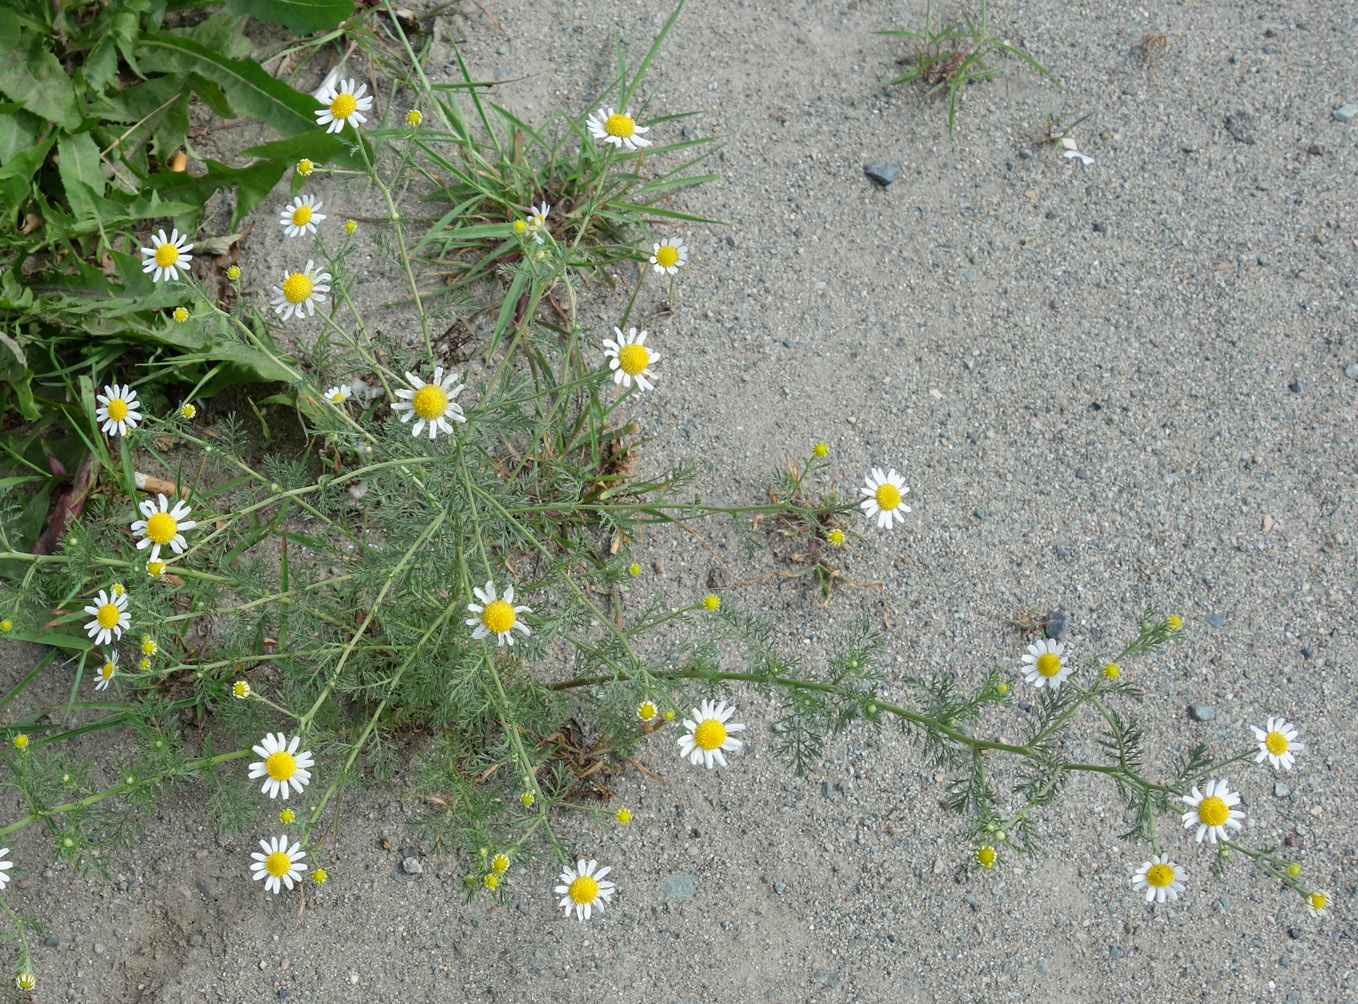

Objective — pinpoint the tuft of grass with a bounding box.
[877,0,1056,136]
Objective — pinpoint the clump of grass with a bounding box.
[877,0,1056,136]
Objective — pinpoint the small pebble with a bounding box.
[1274,782,1290,797]
[1332,103,1358,123]
[1188,704,1216,722]
[401,856,423,875]
[43,936,59,947]
[1044,611,1068,640]
[1344,362,1358,380]
[863,161,902,187]
[664,873,698,901]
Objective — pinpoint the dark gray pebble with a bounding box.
[1044,611,1068,640]
[864,161,902,187]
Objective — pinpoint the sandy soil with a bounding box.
[7,0,1358,1001]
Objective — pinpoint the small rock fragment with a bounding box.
[663,872,697,900]
[1188,704,1216,723]
[1332,103,1358,123]
[864,161,902,187]
[1044,611,1069,641]
[1274,782,1290,798]
[401,856,423,875]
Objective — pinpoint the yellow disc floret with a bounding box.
[265,851,292,877]
[604,113,635,139]
[106,398,129,422]
[1197,796,1229,827]
[481,599,516,634]
[154,243,180,268]
[617,343,649,376]
[1036,652,1062,678]
[1265,731,1290,756]
[655,245,679,268]
[1145,863,1175,888]
[693,718,727,751]
[291,205,313,226]
[412,384,448,420]
[875,483,902,511]
[266,750,297,781]
[1103,663,1121,680]
[96,603,121,629]
[282,273,313,304]
[976,845,996,869]
[330,93,358,119]
[145,512,178,545]
[1308,891,1327,912]
[568,875,599,904]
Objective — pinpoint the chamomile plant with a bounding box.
[0,2,1329,990]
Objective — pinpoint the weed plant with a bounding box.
[877,0,1056,136]
[0,0,1331,990]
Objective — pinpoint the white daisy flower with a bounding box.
[270,260,331,321]
[859,467,911,529]
[1307,891,1329,918]
[554,859,615,922]
[677,698,746,769]
[325,384,352,404]
[250,835,307,893]
[649,237,688,274]
[391,367,466,439]
[1251,716,1304,771]
[586,106,651,151]
[525,202,550,244]
[1131,854,1187,904]
[83,589,129,646]
[247,732,315,800]
[0,848,12,890]
[465,580,532,646]
[315,78,373,133]
[130,493,197,564]
[139,227,194,282]
[94,650,119,692]
[1020,638,1072,691]
[602,327,659,391]
[95,383,143,437]
[279,194,326,237]
[1180,778,1245,844]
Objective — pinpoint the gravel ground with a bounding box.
[7,0,1358,1001]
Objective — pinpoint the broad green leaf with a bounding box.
[224,0,354,34]
[56,133,106,219]
[0,333,39,421]
[0,107,41,166]
[137,33,317,137]
[147,157,288,229]
[0,33,83,131]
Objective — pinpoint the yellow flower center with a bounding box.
[481,599,516,634]
[265,850,292,877]
[1103,663,1121,680]
[638,702,657,721]
[330,392,345,403]
[617,343,649,376]
[693,718,726,751]
[106,398,129,422]
[513,219,527,233]
[146,561,165,576]
[266,750,297,781]
[1036,652,1062,678]
[1265,731,1289,755]
[604,113,635,138]
[655,245,679,267]
[412,384,448,420]
[1309,892,1327,912]
[145,511,178,544]
[330,93,358,119]
[297,159,313,175]
[96,603,121,629]
[875,483,902,511]
[101,662,115,682]
[291,205,313,226]
[976,846,996,868]
[568,875,599,904]
[282,273,314,304]
[492,854,509,874]
[1197,795,1229,827]
[173,307,188,322]
[1145,863,1175,888]
[154,243,179,267]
